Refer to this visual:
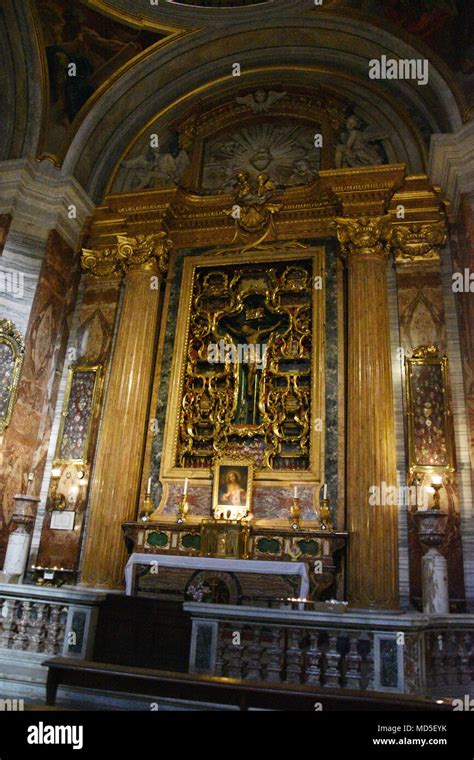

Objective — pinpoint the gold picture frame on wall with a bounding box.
[54,364,103,465]
[0,319,25,435]
[405,345,455,474]
[160,245,326,484]
[212,457,254,521]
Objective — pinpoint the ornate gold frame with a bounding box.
[404,346,455,474]
[54,364,103,465]
[160,244,325,484]
[0,319,25,435]
[212,456,254,520]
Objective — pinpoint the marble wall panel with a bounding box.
[0,231,79,565]
[451,194,474,477]
[395,257,466,609]
[34,275,121,571]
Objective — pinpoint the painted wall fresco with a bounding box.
[327,0,474,114]
[35,0,164,159]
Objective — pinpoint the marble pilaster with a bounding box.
[336,216,399,609]
[80,234,170,588]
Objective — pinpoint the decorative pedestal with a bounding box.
[414,509,449,615]
[1,494,39,583]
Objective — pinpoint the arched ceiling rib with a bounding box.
[1,2,467,201]
[60,16,464,200]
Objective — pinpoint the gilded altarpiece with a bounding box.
[157,246,325,522]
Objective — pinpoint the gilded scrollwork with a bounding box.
[392,221,446,263]
[335,215,393,261]
[116,232,171,273]
[177,257,313,471]
[81,246,121,278]
[82,233,171,278]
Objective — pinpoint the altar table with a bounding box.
[124,553,310,599]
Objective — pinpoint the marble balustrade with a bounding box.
[185,603,474,698]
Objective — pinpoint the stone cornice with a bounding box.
[84,166,445,252]
[0,159,95,249]
[428,122,474,215]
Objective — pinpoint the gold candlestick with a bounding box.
[290,498,301,530]
[319,499,332,531]
[140,494,154,522]
[178,496,189,523]
[430,475,443,510]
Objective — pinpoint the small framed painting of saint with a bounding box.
[212,458,253,521]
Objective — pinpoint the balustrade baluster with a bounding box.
[215,625,225,677]
[285,628,303,684]
[458,633,471,687]
[263,628,283,683]
[344,633,362,690]
[12,601,30,650]
[0,599,16,648]
[305,631,322,685]
[447,633,460,687]
[358,632,374,690]
[325,632,341,688]
[28,603,47,652]
[225,625,243,679]
[431,632,446,687]
[244,626,263,681]
[45,605,66,655]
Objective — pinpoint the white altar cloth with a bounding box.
[124,553,309,599]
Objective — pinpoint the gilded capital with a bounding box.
[335,215,392,262]
[116,233,171,274]
[81,247,121,278]
[392,221,446,264]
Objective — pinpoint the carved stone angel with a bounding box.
[335,115,388,168]
[121,146,189,190]
[236,89,286,114]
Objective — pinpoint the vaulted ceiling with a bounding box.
[0,0,471,202]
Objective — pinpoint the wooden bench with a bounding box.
[43,657,452,711]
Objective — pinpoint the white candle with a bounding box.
[147,477,152,495]
[293,486,298,499]
[323,483,328,500]
[184,478,188,496]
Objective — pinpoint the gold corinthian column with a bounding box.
[336,216,399,609]
[80,233,170,588]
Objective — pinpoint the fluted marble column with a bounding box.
[337,216,399,609]
[80,233,170,588]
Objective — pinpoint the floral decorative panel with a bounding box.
[405,349,454,473]
[411,364,448,467]
[56,366,101,463]
[0,319,25,433]
[0,342,15,419]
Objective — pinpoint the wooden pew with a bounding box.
[43,657,452,712]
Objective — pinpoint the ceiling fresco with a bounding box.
[34,0,166,160]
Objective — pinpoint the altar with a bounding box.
[124,553,310,601]
[122,518,346,605]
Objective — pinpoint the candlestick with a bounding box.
[178,495,189,523]
[430,475,443,510]
[140,494,154,522]
[293,485,298,499]
[319,497,332,531]
[184,478,188,496]
[290,497,301,530]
